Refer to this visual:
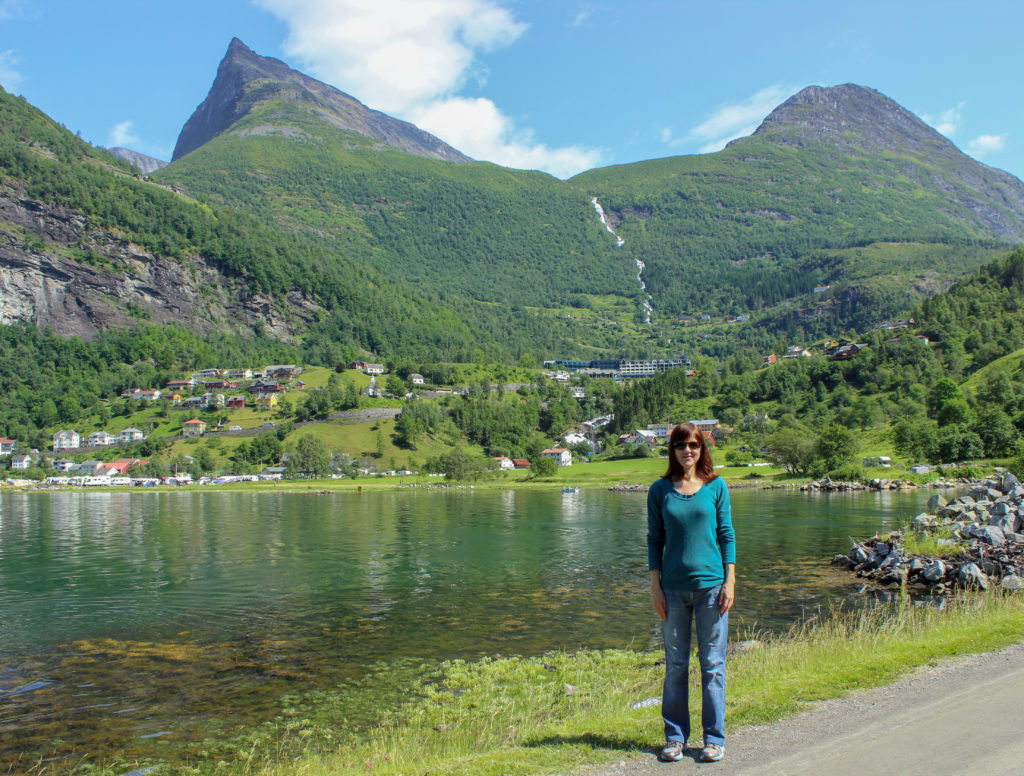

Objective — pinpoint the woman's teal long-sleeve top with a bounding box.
[647,476,736,590]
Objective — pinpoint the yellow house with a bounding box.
[182,418,207,437]
[255,392,279,410]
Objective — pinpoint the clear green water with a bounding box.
[0,487,937,772]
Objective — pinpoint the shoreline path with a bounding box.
[576,641,1024,776]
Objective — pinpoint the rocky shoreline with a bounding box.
[833,471,1024,593]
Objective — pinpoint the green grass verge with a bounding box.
[225,591,1024,776]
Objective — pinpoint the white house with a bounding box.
[364,364,385,374]
[570,386,585,398]
[53,429,80,450]
[409,373,425,385]
[540,448,573,467]
[493,456,515,470]
[226,368,253,380]
[119,428,145,445]
[10,454,32,470]
[87,431,118,447]
[53,459,77,472]
[0,438,15,456]
[620,429,658,451]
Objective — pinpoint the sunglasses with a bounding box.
[672,440,702,451]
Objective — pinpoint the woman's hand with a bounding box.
[650,569,667,620]
[652,585,667,621]
[719,564,736,614]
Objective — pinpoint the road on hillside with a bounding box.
[575,641,1024,776]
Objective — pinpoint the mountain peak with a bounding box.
[171,39,471,163]
[744,83,957,157]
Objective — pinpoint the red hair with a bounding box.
[663,422,718,483]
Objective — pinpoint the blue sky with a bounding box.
[1,0,1020,179]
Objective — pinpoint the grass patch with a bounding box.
[215,592,1024,776]
[901,526,963,558]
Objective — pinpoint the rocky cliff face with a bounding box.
[0,184,316,340]
[172,38,471,163]
[109,147,167,174]
[742,83,1024,241]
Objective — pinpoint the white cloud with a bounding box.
[572,6,593,27]
[0,49,23,92]
[922,101,965,137]
[966,133,1007,158]
[410,97,603,177]
[108,120,140,148]
[255,0,601,177]
[684,85,796,153]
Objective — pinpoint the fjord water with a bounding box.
[0,487,933,769]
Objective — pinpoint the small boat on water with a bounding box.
[561,486,580,493]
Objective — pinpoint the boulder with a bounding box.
[967,486,988,501]
[969,525,1006,546]
[849,546,870,565]
[999,471,1018,493]
[926,494,947,512]
[990,501,1011,517]
[958,563,989,589]
[1000,575,1024,591]
[922,560,947,583]
[1005,532,1024,544]
[912,513,934,530]
[989,514,1015,534]
[874,541,891,558]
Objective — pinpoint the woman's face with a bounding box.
[672,435,702,469]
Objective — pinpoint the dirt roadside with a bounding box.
[572,640,1024,776]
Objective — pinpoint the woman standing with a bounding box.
[647,422,735,763]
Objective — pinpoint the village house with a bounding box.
[265,365,299,379]
[540,448,573,466]
[512,459,531,470]
[119,428,145,445]
[107,459,146,475]
[364,363,385,374]
[87,431,118,447]
[53,459,77,472]
[0,438,16,456]
[763,353,777,365]
[783,346,812,359]
[182,419,207,437]
[348,360,367,370]
[249,379,284,393]
[255,393,279,410]
[53,429,80,450]
[193,369,223,380]
[226,368,253,380]
[10,454,33,470]
[78,460,105,475]
[181,396,208,409]
[226,395,246,408]
[167,378,196,391]
[203,380,237,390]
[493,456,515,470]
[409,373,425,385]
[647,423,674,442]
[571,386,585,398]
[204,393,226,408]
[620,429,659,451]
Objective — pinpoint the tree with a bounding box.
[386,373,407,396]
[770,428,818,475]
[975,407,1018,457]
[530,456,558,478]
[892,419,938,462]
[935,425,984,463]
[294,435,330,478]
[816,425,858,472]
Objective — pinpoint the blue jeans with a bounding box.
[661,586,727,747]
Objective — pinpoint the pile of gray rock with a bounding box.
[833,471,1024,593]
[803,476,969,492]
